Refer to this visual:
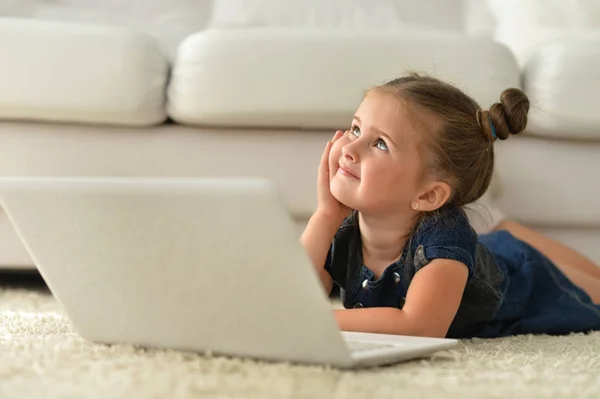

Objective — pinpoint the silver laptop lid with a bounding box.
[0,177,351,366]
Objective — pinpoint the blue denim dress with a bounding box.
[324,205,600,338]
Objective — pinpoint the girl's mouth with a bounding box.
[338,165,360,180]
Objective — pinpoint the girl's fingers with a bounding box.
[320,129,343,173]
[320,140,332,168]
[333,130,344,142]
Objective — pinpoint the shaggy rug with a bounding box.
[1,273,599,399]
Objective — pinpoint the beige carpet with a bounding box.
[1,275,599,399]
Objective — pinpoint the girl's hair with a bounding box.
[371,73,530,208]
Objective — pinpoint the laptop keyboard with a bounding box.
[345,340,398,353]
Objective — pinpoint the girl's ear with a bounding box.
[414,180,451,212]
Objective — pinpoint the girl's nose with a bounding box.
[341,141,359,162]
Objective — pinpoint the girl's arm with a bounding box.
[300,212,340,295]
[334,259,468,338]
[301,130,352,295]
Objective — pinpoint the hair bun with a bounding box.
[478,88,530,141]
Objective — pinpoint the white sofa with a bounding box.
[1,1,599,271]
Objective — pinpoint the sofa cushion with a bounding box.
[0,17,169,126]
[167,28,520,129]
[0,0,212,60]
[486,0,600,67]
[523,38,600,140]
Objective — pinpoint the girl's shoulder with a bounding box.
[410,204,479,275]
[334,206,476,251]
[414,204,475,242]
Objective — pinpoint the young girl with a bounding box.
[300,74,600,339]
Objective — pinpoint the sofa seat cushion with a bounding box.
[168,28,520,129]
[0,208,33,268]
[524,38,600,140]
[494,136,600,226]
[0,122,328,220]
[0,17,169,126]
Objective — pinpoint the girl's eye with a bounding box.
[351,126,361,137]
[376,139,388,151]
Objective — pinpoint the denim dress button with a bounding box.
[361,279,370,290]
[414,245,428,269]
[353,302,364,308]
[393,272,401,284]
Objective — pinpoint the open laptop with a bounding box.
[0,177,458,368]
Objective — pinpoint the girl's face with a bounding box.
[329,91,430,215]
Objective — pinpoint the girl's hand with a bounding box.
[316,130,352,224]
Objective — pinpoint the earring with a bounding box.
[411,201,419,210]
